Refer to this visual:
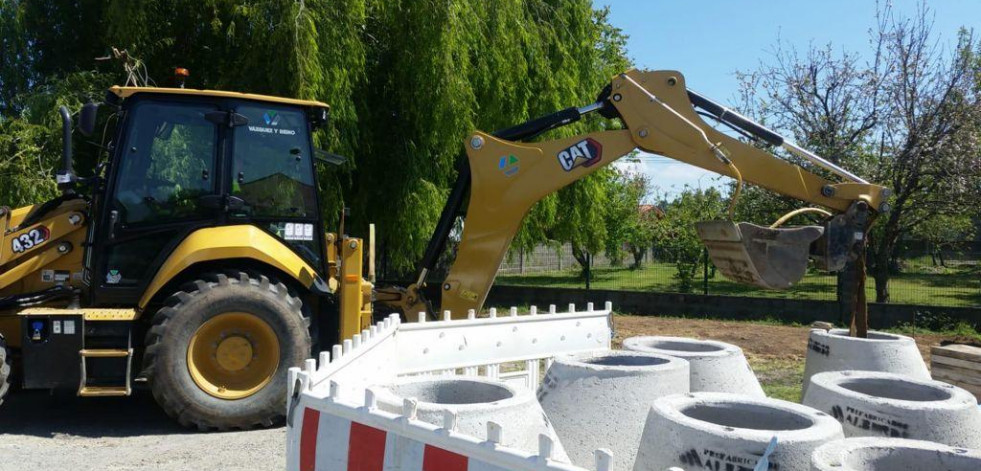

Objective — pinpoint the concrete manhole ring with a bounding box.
[811,437,981,471]
[634,392,843,471]
[372,376,570,462]
[802,329,929,396]
[538,350,690,470]
[802,370,981,448]
[623,336,764,397]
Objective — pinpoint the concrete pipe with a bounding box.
[802,371,981,448]
[538,350,690,471]
[634,392,843,471]
[802,329,928,397]
[811,437,981,471]
[623,336,765,397]
[373,376,571,463]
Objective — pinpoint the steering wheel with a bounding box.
[140,177,178,210]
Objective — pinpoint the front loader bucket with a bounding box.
[695,221,824,290]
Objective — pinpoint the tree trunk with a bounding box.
[872,247,891,303]
[870,204,906,303]
[571,245,590,279]
[631,247,644,269]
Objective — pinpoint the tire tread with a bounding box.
[143,271,308,431]
[0,334,10,407]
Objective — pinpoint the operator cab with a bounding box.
[87,87,330,306]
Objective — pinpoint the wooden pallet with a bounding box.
[931,344,981,400]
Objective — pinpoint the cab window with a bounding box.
[231,104,316,219]
[113,102,218,226]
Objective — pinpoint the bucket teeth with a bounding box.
[696,220,823,290]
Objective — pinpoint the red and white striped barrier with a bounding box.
[287,303,615,471]
[290,387,599,471]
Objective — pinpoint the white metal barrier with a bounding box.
[286,302,615,471]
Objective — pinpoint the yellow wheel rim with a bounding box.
[187,312,280,400]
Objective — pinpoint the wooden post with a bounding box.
[845,202,871,338]
[852,252,869,338]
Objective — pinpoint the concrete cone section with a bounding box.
[811,437,981,471]
[623,336,765,397]
[634,392,844,471]
[802,329,929,396]
[538,350,689,471]
[373,376,571,463]
[802,371,981,448]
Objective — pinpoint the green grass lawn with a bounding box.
[751,356,805,402]
[498,262,980,307]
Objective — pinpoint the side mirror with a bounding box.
[78,102,100,137]
[314,149,348,166]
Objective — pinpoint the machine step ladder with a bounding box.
[77,310,136,397]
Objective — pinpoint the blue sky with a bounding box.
[597,0,981,198]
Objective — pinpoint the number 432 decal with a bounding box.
[11,227,50,254]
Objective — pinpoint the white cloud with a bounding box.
[613,151,730,200]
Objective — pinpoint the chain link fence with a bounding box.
[496,241,981,308]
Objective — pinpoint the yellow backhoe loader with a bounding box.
[0,69,887,430]
[378,70,888,325]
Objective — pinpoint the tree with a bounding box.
[603,169,656,268]
[0,0,630,277]
[737,3,981,302]
[0,71,113,206]
[909,214,976,267]
[512,4,631,276]
[627,206,660,269]
[655,187,727,293]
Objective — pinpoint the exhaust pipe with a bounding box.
[57,106,75,194]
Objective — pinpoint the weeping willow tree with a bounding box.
[0,0,629,274]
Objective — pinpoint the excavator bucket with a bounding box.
[696,221,824,290]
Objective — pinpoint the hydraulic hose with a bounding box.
[770,207,833,228]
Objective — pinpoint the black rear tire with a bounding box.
[143,271,311,430]
[0,334,10,407]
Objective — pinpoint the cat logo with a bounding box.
[557,138,602,171]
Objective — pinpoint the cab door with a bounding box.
[91,99,222,305]
[226,102,324,268]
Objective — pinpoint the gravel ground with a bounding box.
[0,391,284,471]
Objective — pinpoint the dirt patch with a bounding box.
[613,315,948,362]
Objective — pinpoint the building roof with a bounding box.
[108,86,329,109]
[639,204,666,218]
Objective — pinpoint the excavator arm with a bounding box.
[379,70,889,323]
